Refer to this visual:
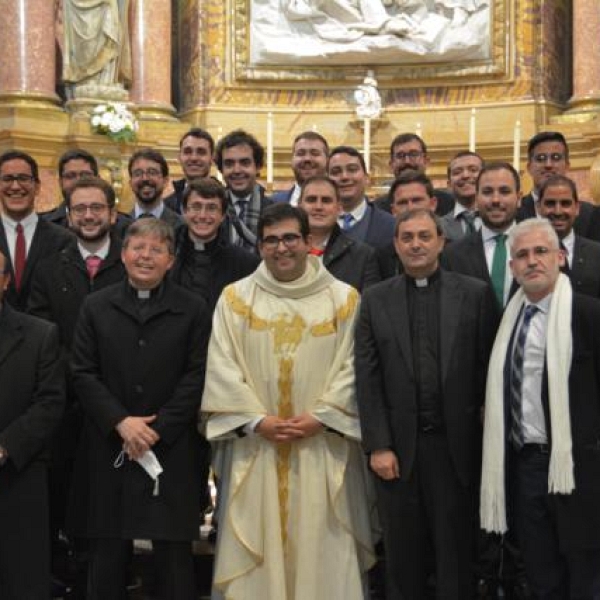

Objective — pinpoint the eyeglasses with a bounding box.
[69,203,109,216]
[185,202,222,215]
[393,151,424,161]
[131,168,163,179]
[532,153,565,164]
[260,233,303,250]
[61,170,95,181]
[0,174,35,185]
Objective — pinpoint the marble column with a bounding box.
[130,0,176,119]
[568,0,600,115]
[0,0,59,104]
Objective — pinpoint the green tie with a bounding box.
[491,234,507,307]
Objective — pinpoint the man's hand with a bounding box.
[282,413,324,439]
[370,449,400,480]
[116,415,159,460]
[256,416,296,443]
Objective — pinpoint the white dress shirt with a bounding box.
[481,222,515,307]
[1,211,38,264]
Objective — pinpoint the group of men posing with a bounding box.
[0,126,599,600]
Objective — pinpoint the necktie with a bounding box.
[138,212,155,219]
[509,305,539,449]
[14,223,26,292]
[559,241,570,276]
[86,255,102,279]
[491,234,507,308]
[236,200,247,222]
[341,213,354,230]
[462,211,477,234]
[309,247,325,257]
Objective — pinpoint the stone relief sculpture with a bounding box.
[58,0,132,100]
[250,0,490,66]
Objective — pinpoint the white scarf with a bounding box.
[480,273,574,533]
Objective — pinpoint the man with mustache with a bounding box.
[538,174,600,298]
[443,162,521,318]
[272,131,329,206]
[440,151,484,242]
[127,148,182,230]
[215,129,273,252]
[481,218,600,599]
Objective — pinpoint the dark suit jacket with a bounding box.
[271,187,295,203]
[345,202,396,249]
[39,202,133,231]
[569,235,600,298]
[375,241,404,280]
[163,179,186,214]
[355,270,495,486]
[0,218,72,311]
[517,194,599,241]
[441,229,518,322]
[322,226,381,292]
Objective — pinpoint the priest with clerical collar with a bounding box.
[356,207,496,599]
[69,218,211,599]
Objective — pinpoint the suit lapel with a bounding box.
[440,272,462,384]
[472,231,491,282]
[384,276,414,378]
[0,221,13,276]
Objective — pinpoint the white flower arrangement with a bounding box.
[90,102,138,143]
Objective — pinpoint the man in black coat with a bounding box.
[537,174,600,299]
[481,219,600,598]
[298,175,380,291]
[28,177,127,592]
[171,177,259,312]
[356,209,495,599]
[69,219,210,600]
[0,250,65,600]
[0,150,72,311]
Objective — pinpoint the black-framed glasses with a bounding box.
[61,170,95,181]
[393,151,423,161]
[260,233,303,250]
[0,174,35,185]
[131,168,163,179]
[69,203,109,216]
[532,153,565,164]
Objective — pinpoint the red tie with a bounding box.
[86,255,102,279]
[309,247,325,256]
[14,223,26,291]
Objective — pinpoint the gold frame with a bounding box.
[230,0,511,86]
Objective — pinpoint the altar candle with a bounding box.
[364,117,371,173]
[216,127,224,183]
[267,112,274,185]
[416,122,422,138]
[469,108,476,152]
[513,120,521,171]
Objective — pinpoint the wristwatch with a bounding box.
[0,445,8,466]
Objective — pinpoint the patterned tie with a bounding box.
[491,234,507,307]
[462,211,477,234]
[86,255,102,279]
[509,304,539,450]
[236,200,248,223]
[341,213,354,230]
[14,222,26,292]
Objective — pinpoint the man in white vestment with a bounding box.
[202,203,375,599]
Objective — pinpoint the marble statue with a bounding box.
[354,72,383,120]
[60,0,132,100]
[250,0,491,66]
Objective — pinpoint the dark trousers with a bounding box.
[87,538,196,600]
[512,445,600,599]
[375,433,475,600]
[0,463,50,600]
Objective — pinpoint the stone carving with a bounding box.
[250,0,490,66]
[59,0,132,100]
[354,72,383,120]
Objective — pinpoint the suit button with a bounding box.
[134,384,143,393]
[138,339,146,347]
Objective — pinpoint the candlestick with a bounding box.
[469,108,476,152]
[416,122,422,138]
[513,120,521,171]
[363,117,371,173]
[266,112,274,185]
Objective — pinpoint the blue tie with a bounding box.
[509,304,539,450]
[341,213,354,230]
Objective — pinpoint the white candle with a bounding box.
[513,120,521,171]
[469,108,476,152]
[312,123,318,132]
[363,117,371,173]
[416,122,422,138]
[216,127,224,183]
[266,112,274,185]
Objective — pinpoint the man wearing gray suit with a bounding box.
[440,151,484,242]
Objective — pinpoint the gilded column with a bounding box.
[0,0,59,105]
[130,0,176,119]
[567,0,600,116]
